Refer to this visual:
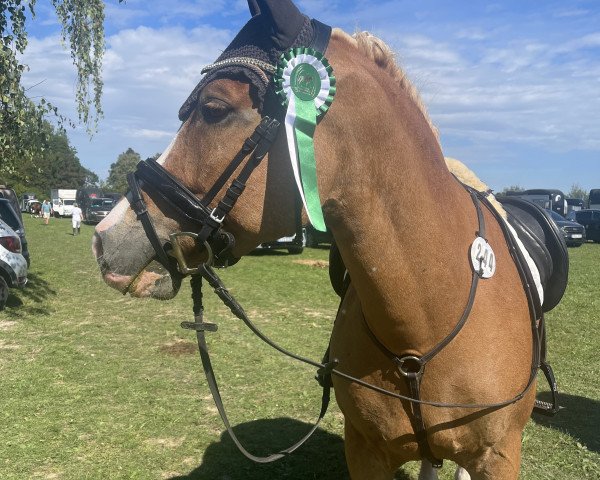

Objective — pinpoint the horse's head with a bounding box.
[93,0,340,299]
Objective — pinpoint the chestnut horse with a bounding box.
[93,1,536,478]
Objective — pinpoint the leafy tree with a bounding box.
[1,0,121,178]
[106,148,141,194]
[82,167,100,188]
[1,121,96,197]
[499,185,525,194]
[567,183,588,203]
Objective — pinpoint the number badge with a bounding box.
[470,237,496,279]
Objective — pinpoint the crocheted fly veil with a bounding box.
[178,0,330,121]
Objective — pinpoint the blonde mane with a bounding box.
[351,31,439,141]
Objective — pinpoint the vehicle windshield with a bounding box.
[64,199,75,206]
[0,201,22,231]
[90,199,114,208]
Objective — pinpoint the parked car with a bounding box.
[0,198,30,266]
[0,218,28,310]
[573,209,600,243]
[546,210,586,247]
[0,185,24,226]
[256,230,305,254]
[84,197,115,224]
[304,224,333,248]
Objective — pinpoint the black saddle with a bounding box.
[496,195,569,312]
[328,195,569,313]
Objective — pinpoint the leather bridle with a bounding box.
[127,116,282,272]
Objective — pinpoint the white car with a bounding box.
[0,218,28,310]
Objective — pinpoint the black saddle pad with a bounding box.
[496,196,569,312]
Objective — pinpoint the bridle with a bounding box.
[127,115,282,272]
[123,22,559,468]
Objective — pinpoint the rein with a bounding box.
[166,185,544,466]
[123,18,553,465]
[125,116,549,466]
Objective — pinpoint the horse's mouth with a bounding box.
[101,257,182,300]
[132,258,184,299]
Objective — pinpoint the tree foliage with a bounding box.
[1,121,97,198]
[105,148,141,194]
[0,0,119,178]
[567,183,589,203]
[499,185,525,194]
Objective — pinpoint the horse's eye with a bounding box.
[201,100,230,123]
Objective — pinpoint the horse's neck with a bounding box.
[322,109,474,351]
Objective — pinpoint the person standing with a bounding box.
[71,202,83,236]
[41,200,52,225]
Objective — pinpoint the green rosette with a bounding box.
[273,47,336,232]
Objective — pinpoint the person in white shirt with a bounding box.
[71,203,83,236]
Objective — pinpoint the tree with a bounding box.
[1,121,97,197]
[499,185,525,195]
[567,183,588,203]
[1,0,121,178]
[105,148,141,194]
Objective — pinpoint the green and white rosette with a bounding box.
[274,47,336,232]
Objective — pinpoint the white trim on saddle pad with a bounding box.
[502,213,545,306]
[444,157,544,305]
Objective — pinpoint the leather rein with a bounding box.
[124,21,554,464]
[127,136,548,464]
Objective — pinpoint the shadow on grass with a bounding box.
[4,272,57,317]
[532,391,600,453]
[170,418,349,480]
[249,249,296,257]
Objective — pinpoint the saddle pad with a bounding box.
[497,196,569,313]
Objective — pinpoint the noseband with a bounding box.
[127,116,281,271]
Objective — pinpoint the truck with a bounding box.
[589,189,600,210]
[76,188,121,221]
[50,189,77,217]
[76,188,103,220]
[506,189,568,216]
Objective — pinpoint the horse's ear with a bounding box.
[247,0,260,17]
[256,0,306,49]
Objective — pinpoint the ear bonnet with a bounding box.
[178,0,331,121]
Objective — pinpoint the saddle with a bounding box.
[329,194,569,313]
[496,195,569,313]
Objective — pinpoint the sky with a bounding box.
[19,0,600,194]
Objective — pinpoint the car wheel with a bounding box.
[0,276,8,311]
[287,246,303,254]
[305,230,317,248]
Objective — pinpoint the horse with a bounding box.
[29,201,42,218]
[93,1,542,478]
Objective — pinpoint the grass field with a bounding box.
[1,215,599,479]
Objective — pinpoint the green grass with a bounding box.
[1,216,598,479]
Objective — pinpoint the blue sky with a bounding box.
[21,0,600,194]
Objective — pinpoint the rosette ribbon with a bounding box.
[274,47,336,232]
